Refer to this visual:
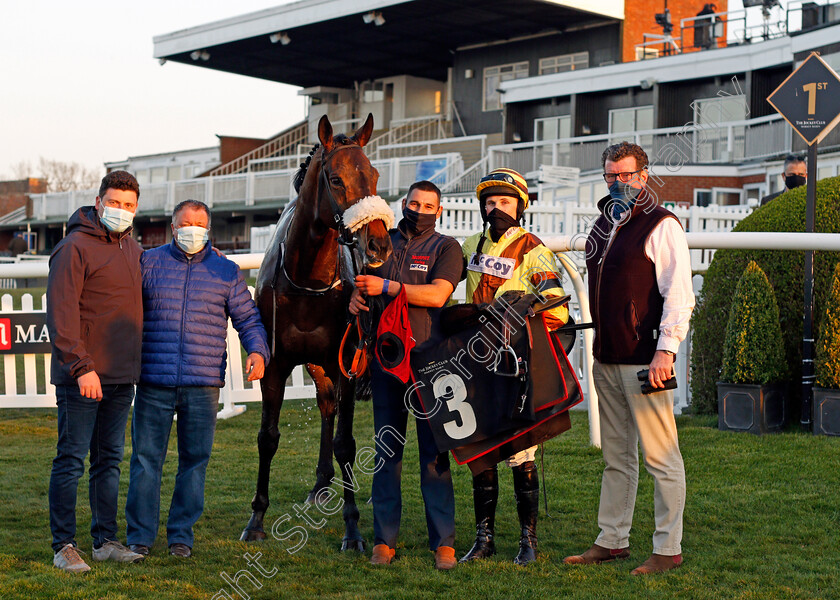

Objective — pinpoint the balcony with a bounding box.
[29,153,465,221]
[485,114,793,176]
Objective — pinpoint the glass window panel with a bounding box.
[610,109,635,133]
[150,167,166,184]
[167,166,181,181]
[636,106,654,131]
[483,61,528,111]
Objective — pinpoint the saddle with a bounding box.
[408,290,583,473]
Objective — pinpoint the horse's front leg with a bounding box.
[241,359,291,541]
[305,364,337,504]
[331,367,364,552]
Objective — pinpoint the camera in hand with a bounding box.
[636,368,677,395]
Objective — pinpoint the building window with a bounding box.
[483,61,529,112]
[538,52,589,75]
[608,105,654,148]
[535,115,571,141]
[167,166,181,181]
[692,95,748,125]
[609,105,654,134]
[150,167,166,184]
[715,188,743,206]
[535,115,572,167]
[694,189,712,207]
[361,81,384,103]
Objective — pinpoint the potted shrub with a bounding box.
[717,261,788,434]
[813,262,840,436]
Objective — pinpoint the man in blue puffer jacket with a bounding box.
[125,199,270,559]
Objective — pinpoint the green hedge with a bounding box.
[690,174,840,414]
[721,261,786,384]
[816,261,840,389]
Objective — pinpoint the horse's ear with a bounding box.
[318,115,335,153]
[351,113,375,148]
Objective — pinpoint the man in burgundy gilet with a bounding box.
[564,142,695,575]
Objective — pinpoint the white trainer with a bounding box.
[53,544,91,573]
[92,540,144,563]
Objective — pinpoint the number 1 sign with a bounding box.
[767,52,840,146]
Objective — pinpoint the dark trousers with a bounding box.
[49,383,135,552]
[125,384,219,548]
[371,364,455,551]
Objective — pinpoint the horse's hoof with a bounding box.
[341,538,365,553]
[305,489,330,505]
[240,528,267,542]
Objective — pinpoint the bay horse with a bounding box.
[240,114,392,551]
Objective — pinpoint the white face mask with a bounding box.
[175,226,209,255]
[99,205,135,233]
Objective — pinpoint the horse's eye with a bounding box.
[330,176,343,187]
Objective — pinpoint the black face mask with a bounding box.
[486,208,519,242]
[785,174,806,190]
[402,207,437,236]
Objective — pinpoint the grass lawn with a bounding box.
[0,402,838,600]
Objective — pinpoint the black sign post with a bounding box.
[767,52,840,430]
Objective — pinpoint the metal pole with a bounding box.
[802,142,818,430]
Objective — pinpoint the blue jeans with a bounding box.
[371,365,455,551]
[49,383,135,552]
[125,384,219,548]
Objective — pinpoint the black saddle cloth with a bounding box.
[408,290,582,473]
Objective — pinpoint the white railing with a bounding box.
[439,155,489,195]
[488,115,789,175]
[253,200,753,269]
[433,198,753,271]
[30,154,465,220]
[0,288,316,416]
[366,115,449,160]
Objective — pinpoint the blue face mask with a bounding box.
[99,205,134,233]
[175,226,209,255]
[608,181,643,221]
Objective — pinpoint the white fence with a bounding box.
[0,289,316,416]
[434,199,752,271]
[251,200,753,269]
[29,153,465,221]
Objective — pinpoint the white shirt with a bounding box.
[607,214,695,354]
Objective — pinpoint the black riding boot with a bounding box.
[459,466,498,562]
[512,461,539,566]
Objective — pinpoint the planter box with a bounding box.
[812,387,840,436]
[717,382,786,434]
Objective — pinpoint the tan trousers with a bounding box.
[592,361,685,556]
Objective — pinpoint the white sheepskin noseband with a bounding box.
[341,195,395,233]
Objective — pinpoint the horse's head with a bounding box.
[316,114,393,269]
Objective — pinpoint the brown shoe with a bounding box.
[169,543,192,558]
[434,546,457,570]
[370,544,395,566]
[563,543,630,565]
[630,553,682,575]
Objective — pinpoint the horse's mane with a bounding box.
[292,134,356,193]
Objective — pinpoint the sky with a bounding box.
[0,0,303,179]
[0,0,790,181]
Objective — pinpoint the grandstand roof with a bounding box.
[153,0,622,88]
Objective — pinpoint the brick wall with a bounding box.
[0,178,45,219]
[218,136,269,166]
[646,173,764,205]
[622,0,728,63]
